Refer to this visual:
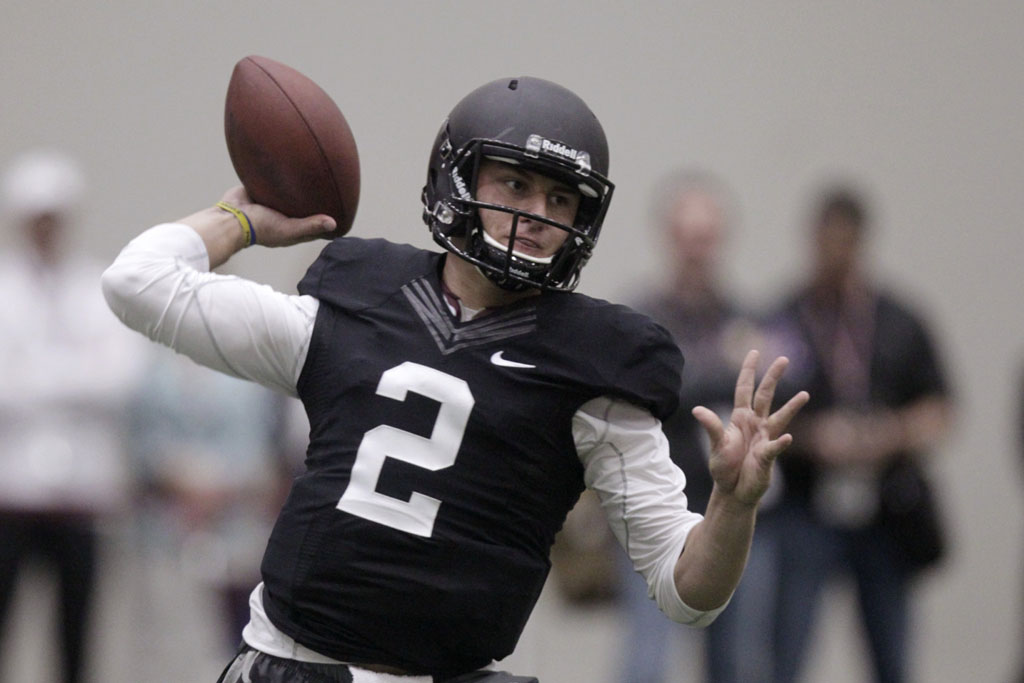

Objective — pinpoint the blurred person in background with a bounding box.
[612,170,779,683]
[0,149,145,683]
[765,185,954,683]
[127,350,304,657]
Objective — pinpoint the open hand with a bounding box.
[692,350,809,506]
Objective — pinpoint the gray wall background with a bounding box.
[3,2,1022,681]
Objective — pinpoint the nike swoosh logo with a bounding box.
[490,351,536,369]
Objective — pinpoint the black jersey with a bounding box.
[259,237,682,678]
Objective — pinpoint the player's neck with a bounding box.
[442,254,539,311]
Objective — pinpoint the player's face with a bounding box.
[474,159,581,260]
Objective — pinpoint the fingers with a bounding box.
[311,214,337,233]
[730,350,810,439]
[254,214,333,247]
[292,213,337,240]
[734,351,801,418]
[733,349,760,410]
[767,390,810,437]
[734,350,787,414]
[692,405,724,448]
[752,356,789,416]
[761,433,794,463]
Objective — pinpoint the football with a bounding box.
[224,55,359,238]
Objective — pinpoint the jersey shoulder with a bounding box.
[297,237,441,310]
[539,292,684,420]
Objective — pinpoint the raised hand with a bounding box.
[692,350,809,506]
[218,185,336,248]
[177,186,338,269]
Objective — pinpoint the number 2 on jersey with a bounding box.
[337,362,474,537]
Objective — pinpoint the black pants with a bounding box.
[0,511,98,683]
[217,645,539,683]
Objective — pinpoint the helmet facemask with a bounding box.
[426,136,614,292]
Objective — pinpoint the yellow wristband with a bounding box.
[215,201,256,247]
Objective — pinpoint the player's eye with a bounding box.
[502,177,527,194]
[549,190,580,218]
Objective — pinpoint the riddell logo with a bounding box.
[526,134,592,174]
[542,139,579,160]
[451,166,471,200]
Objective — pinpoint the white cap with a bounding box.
[2,149,86,220]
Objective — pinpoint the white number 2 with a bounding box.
[337,362,474,537]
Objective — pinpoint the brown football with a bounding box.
[224,55,359,238]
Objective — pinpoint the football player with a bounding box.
[102,76,808,682]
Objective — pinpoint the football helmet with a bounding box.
[422,77,614,291]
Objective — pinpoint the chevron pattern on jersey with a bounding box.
[402,278,538,355]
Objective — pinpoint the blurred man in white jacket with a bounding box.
[0,149,145,683]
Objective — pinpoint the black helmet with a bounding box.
[421,77,614,292]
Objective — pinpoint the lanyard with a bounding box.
[798,286,878,406]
